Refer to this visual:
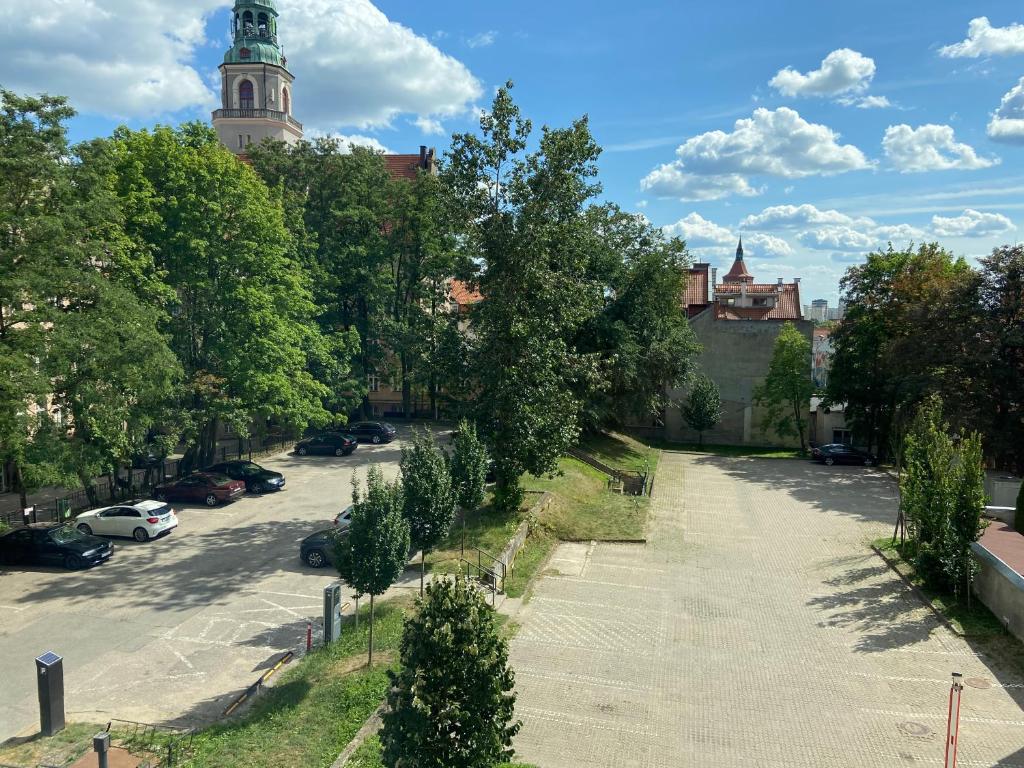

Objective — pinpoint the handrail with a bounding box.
[459,558,498,606]
[471,546,506,591]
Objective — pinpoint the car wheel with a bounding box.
[334,447,344,457]
[77,523,92,536]
[155,492,167,502]
[824,457,835,466]
[65,554,85,570]
[205,493,219,507]
[304,549,327,568]
[298,446,308,456]
[133,527,149,543]
[372,435,381,444]
[247,482,261,494]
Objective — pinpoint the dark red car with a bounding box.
[153,472,245,507]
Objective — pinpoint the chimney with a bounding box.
[710,267,717,301]
[794,277,801,284]
[419,145,427,167]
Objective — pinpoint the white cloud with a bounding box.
[641,108,870,201]
[663,213,735,246]
[931,209,1015,237]
[798,226,877,251]
[414,116,446,135]
[988,77,1024,144]
[466,31,497,48]
[308,131,393,153]
[744,233,794,259]
[940,17,1024,58]
[741,204,868,230]
[882,124,998,172]
[770,48,876,98]
[873,223,928,242]
[281,0,482,130]
[0,0,483,131]
[0,0,222,117]
[842,95,892,110]
[641,165,760,201]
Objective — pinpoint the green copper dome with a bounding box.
[224,41,282,66]
[234,0,277,12]
[226,0,283,65]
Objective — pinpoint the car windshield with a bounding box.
[148,504,173,516]
[207,474,233,485]
[50,526,90,544]
[236,464,262,475]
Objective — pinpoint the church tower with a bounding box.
[212,0,303,154]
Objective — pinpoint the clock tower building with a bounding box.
[212,0,303,154]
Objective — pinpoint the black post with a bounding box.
[93,732,110,768]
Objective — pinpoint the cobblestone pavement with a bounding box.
[509,453,1024,767]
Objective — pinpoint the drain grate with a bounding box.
[964,677,991,689]
[898,721,933,739]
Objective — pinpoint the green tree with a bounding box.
[380,577,520,768]
[574,205,701,431]
[946,430,986,603]
[753,322,813,452]
[107,125,334,468]
[400,430,457,595]
[335,466,410,664]
[682,374,722,446]
[451,419,489,513]
[446,82,602,512]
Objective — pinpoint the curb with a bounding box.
[870,544,964,638]
[330,703,386,768]
[559,538,647,544]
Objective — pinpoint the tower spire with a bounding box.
[736,238,744,258]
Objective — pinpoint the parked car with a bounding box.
[76,500,178,542]
[347,421,397,444]
[294,433,357,457]
[333,505,353,529]
[153,472,245,506]
[812,443,877,467]
[205,460,285,493]
[0,523,113,569]
[131,450,166,469]
[300,527,347,568]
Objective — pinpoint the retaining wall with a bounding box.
[971,541,1024,643]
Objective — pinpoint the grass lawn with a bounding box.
[873,538,1024,677]
[179,598,411,768]
[580,430,661,474]
[0,722,101,767]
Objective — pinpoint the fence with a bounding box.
[566,447,652,497]
[1,433,295,528]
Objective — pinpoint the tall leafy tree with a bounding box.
[107,125,334,468]
[400,430,457,595]
[682,374,722,446]
[450,419,489,513]
[446,83,602,512]
[754,322,813,452]
[335,466,410,665]
[380,577,520,768]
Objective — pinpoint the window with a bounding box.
[258,13,268,33]
[753,297,767,307]
[833,429,852,445]
[239,79,254,109]
[239,47,251,60]
[238,134,244,149]
[242,10,253,29]
[368,375,380,392]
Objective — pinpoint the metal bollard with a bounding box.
[93,731,110,768]
[35,651,65,737]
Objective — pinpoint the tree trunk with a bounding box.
[79,468,99,506]
[15,462,28,513]
[420,550,426,596]
[368,593,375,667]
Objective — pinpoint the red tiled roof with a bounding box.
[449,279,482,307]
[384,154,423,180]
[685,267,709,308]
[722,255,754,283]
[715,283,783,294]
[713,283,803,321]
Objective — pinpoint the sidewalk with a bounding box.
[979,520,1024,576]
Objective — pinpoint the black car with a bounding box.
[300,527,347,568]
[812,443,877,466]
[294,433,357,457]
[206,460,286,493]
[0,523,113,569]
[347,421,397,444]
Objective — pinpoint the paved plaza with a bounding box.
[510,453,1024,767]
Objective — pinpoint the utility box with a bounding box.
[35,651,65,737]
[323,583,342,645]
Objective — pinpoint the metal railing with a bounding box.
[235,26,278,44]
[212,108,303,131]
[106,718,194,767]
[459,557,499,606]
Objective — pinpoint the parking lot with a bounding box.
[0,426,436,741]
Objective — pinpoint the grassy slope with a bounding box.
[579,431,661,474]
[182,599,410,768]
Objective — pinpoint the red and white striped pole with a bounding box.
[944,672,964,768]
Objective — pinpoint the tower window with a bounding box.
[239,47,251,60]
[242,10,253,30]
[239,79,254,109]
[258,13,268,34]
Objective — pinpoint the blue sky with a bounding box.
[4,1,1024,304]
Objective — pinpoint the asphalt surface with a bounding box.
[0,427,438,740]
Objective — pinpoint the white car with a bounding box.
[76,500,178,542]
[333,505,353,529]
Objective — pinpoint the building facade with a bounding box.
[212,0,303,153]
[664,241,813,446]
